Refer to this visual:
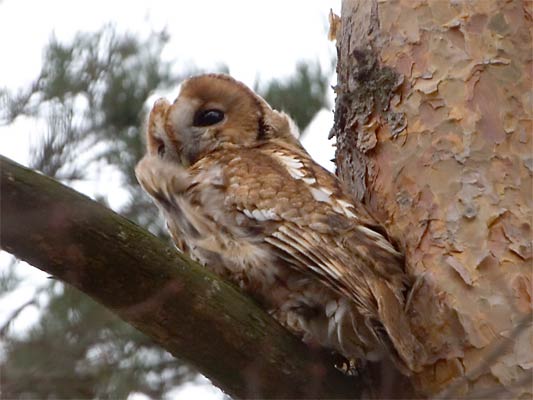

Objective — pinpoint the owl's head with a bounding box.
[146,74,301,167]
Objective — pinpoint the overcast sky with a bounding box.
[1,0,340,168]
[0,1,341,398]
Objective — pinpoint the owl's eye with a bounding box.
[193,109,225,127]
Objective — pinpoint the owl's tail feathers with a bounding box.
[371,280,427,375]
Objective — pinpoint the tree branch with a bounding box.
[0,155,361,399]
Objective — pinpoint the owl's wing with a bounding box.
[222,146,402,298]
[222,146,424,371]
[138,147,423,371]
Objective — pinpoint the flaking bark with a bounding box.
[332,0,532,398]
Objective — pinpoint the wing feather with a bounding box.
[220,146,405,316]
[267,221,378,313]
[266,229,343,290]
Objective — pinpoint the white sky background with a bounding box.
[0,1,341,398]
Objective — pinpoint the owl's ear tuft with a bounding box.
[265,110,301,144]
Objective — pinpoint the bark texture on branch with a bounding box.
[332,0,532,398]
[0,155,361,399]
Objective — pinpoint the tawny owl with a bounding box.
[135,74,424,374]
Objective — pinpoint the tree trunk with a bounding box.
[331,0,532,398]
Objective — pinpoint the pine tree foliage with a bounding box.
[1,27,195,400]
[1,24,330,399]
[260,62,330,132]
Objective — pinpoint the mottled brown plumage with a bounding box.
[135,74,424,373]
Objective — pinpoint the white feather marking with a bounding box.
[325,300,338,318]
[336,199,357,219]
[242,209,254,219]
[357,225,384,240]
[356,226,398,254]
[272,152,305,179]
[335,301,349,352]
[302,177,316,185]
[335,300,350,324]
[321,187,333,196]
[285,112,300,139]
[309,187,333,204]
[243,208,279,221]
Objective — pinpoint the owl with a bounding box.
[135,74,424,374]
